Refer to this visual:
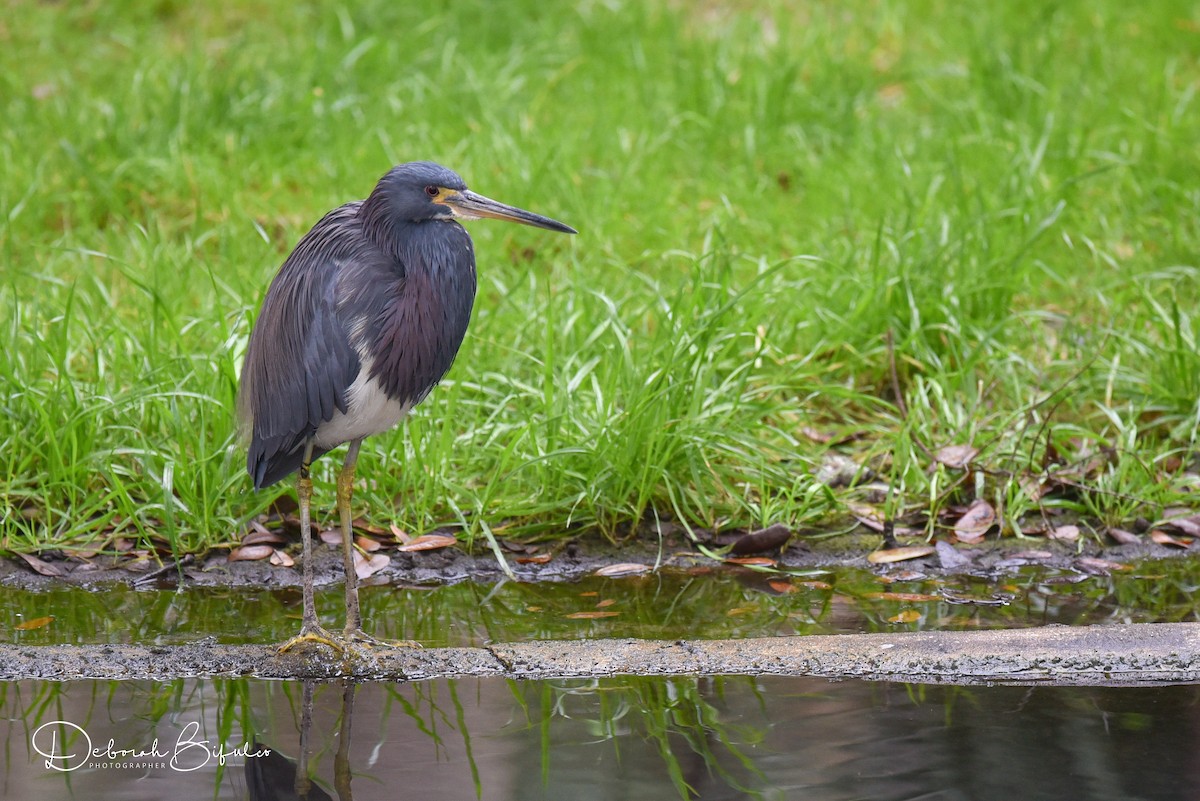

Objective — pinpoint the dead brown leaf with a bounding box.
[353,551,389,579]
[1150,530,1192,548]
[564,611,620,620]
[596,598,616,608]
[848,503,886,532]
[724,556,776,566]
[954,499,996,543]
[888,610,921,624]
[1048,524,1080,542]
[14,616,54,631]
[935,444,978,469]
[1160,509,1200,537]
[767,579,797,594]
[799,580,833,590]
[14,552,65,577]
[397,534,457,552]
[594,563,651,577]
[1107,527,1141,545]
[389,524,412,545]
[351,517,388,536]
[242,526,287,546]
[355,535,382,552]
[516,553,553,565]
[867,545,935,564]
[269,549,295,567]
[228,544,274,562]
[731,523,792,555]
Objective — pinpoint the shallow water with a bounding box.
[2,675,1197,800]
[4,560,1198,647]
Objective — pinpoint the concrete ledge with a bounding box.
[2,623,1198,685]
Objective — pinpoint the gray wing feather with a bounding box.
[238,203,368,489]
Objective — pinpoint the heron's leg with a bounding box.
[280,444,341,654]
[337,440,419,649]
[338,438,364,636]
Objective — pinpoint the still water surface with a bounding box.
[2,675,1196,800]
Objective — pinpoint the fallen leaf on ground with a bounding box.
[319,528,340,545]
[351,517,388,536]
[731,523,792,555]
[355,535,382,552]
[353,551,389,579]
[269,549,295,567]
[1107,528,1141,545]
[14,552,65,577]
[1048,524,1080,542]
[397,534,457,552]
[1150,530,1192,548]
[935,444,978,469]
[1160,510,1200,536]
[516,553,552,565]
[242,527,287,546]
[594,563,651,577]
[564,611,620,619]
[229,544,274,562]
[848,503,886,532]
[867,545,935,564]
[865,591,942,602]
[888,610,921,624]
[15,616,54,631]
[596,598,616,608]
[954,499,996,542]
[768,579,797,594]
[389,524,412,545]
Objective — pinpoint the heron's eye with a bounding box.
[424,185,439,197]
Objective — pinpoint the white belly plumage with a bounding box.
[314,367,412,448]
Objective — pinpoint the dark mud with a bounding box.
[0,526,1193,591]
[3,623,1198,685]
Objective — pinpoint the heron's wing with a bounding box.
[238,203,369,489]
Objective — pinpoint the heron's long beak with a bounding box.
[443,190,577,234]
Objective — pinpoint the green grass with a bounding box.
[2,0,1199,554]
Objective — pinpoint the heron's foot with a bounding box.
[279,623,344,654]
[344,628,423,649]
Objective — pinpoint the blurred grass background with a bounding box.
[1,0,1198,553]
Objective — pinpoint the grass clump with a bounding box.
[1,0,1198,555]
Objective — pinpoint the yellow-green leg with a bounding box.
[338,439,419,649]
[338,439,365,637]
[279,444,341,654]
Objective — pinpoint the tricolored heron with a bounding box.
[238,161,575,652]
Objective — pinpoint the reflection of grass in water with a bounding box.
[7,560,1200,648]
[523,676,770,800]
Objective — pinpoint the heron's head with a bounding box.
[375,161,576,234]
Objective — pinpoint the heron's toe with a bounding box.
[344,628,422,649]
[279,624,344,654]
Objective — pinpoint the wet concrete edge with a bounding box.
[2,622,1199,686]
